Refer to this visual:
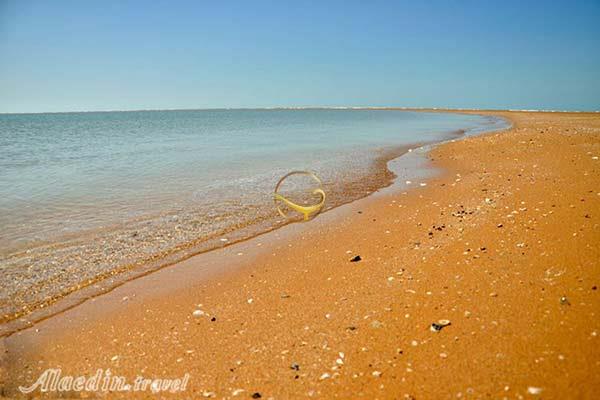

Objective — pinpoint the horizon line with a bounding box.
[1,106,599,116]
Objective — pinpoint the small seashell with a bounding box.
[192,309,205,317]
[371,320,383,329]
[430,319,451,332]
[527,386,542,395]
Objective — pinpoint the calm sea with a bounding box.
[0,109,507,323]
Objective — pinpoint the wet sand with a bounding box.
[0,141,427,331]
[2,110,600,399]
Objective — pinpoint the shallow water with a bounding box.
[0,109,507,322]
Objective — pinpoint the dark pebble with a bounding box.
[211,317,216,322]
[252,393,262,399]
[350,255,362,262]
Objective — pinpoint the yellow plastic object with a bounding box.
[273,171,326,221]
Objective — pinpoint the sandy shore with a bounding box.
[2,111,599,399]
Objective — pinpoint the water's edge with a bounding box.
[0,113,511,337]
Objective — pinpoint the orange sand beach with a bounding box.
[1,110,600,399]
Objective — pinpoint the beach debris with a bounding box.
[280,293,291,299]
[527,386,543,395]
[290,362,300,371]
[371,320,383,329]
[319,372,331,380]
[430,319,451,332]
[372,371,382,377]
[560,296,570,306]
[419,182,427,187]
[247,298,254,304]
[192,309,205,317]
[202,391,216,398]
[110,355,119,362]
[349,255,362,262]
[251,393,262,399]
[231,389,244,396]
[439,352,448,358]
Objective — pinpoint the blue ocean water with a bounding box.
[0,109,508,322]
[0,109,503,252]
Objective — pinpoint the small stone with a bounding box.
[251,393,262,399]
[290,362,300,371]
[559,296,570,305]
[319,373,331,380]
[372,371,382,377]
[350,255,362,262]
[247,298,253,304]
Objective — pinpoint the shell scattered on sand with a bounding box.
[430,319,451,332]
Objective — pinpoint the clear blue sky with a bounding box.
[1,0,599,113]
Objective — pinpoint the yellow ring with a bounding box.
[273,171,326,221]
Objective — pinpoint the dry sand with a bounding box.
[1,111,599,399]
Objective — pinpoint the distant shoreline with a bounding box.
[1,106,599,116]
